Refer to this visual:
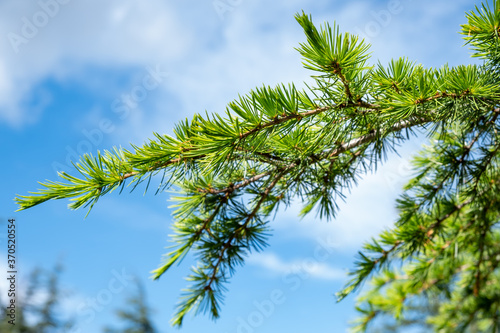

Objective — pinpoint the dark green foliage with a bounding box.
[0,266,74,333]
[16,1,500,330]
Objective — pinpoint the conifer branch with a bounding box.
[207,170,285,286]
[198,171,272,195]
[15,4,500,329]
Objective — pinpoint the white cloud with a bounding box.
[248,252,346,281]
[0,0,192,128]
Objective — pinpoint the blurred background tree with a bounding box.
[0,265,74,333]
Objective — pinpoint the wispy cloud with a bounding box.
[248,252,346,281]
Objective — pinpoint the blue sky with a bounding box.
[0,0,482,332]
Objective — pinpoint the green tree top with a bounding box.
[16,1,500,331]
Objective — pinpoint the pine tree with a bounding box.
[15,1,500,331]
[0,266,74,333]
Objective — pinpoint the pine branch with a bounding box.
[171,169,286,326]
[198,171,272,195]
[151,194,228,280]
[14,4,500,330]
[208,169,284,288]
